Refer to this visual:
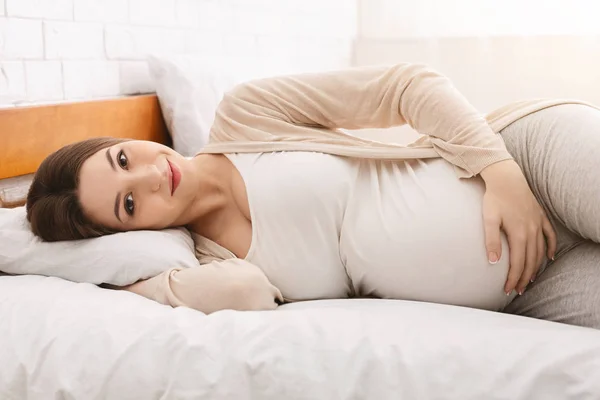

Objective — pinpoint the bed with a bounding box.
[1,95,600,400]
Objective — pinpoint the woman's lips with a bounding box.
[167,160,181,196]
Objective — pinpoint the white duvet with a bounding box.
[1,274,600,400]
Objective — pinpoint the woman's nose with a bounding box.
[131,164,162,193]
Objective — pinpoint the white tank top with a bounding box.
[225,152,515,311]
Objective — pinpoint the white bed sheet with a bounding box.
[1,274,600,400]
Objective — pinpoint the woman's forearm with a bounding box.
[118,259,282,314]
[210,63,512,177]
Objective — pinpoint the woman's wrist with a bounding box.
[479,159,523,186]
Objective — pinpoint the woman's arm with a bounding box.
[210,63,512,178]
[119,259,283,314]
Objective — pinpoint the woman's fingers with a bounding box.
[483,210,503,264]
[542,216,557,260]
[273,286,284,305]
[532,231,545,282]
[505,233,526,295]
[516,228,539,294]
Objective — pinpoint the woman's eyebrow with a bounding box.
[105,148,121,222]
[106,148,116,171]
[114,193,122,223]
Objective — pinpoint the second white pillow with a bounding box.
[148,54,267,157]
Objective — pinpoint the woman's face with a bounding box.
[78,140,197,231]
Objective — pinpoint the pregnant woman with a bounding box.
[26,63,600,328]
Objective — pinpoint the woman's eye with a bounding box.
[117,150,128,169]
[124,193,135,216]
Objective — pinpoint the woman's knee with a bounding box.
[503,241,600,329]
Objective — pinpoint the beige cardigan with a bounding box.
[202,63,588,177]
[126,63,593,312]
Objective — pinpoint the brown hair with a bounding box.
[26,137,129,242]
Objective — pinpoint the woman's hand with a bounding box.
[480,160,557,295]
[123,259,284,314]
[169,259,284,313]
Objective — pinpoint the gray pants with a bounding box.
[499,104,600,329]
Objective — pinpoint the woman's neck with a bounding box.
[176,154,233,230]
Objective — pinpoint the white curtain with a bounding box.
[355,0,600,114]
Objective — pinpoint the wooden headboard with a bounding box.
[0,94,171,208]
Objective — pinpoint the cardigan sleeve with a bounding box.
[118,258,283,314]
[210,63,513,177]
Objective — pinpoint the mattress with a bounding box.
[1,274,599,399]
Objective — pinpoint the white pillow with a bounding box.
[147,54,271,157]
[0,207,199,286]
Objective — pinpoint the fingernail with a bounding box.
[518,290,523,296]
[506,290,512,296]
[530,279,535,283]
[488,252,499,264]
[551,256,555,261]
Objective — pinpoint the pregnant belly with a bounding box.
[341,159,516,311]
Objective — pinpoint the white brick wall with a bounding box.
[63,60,120,98]
[105,25,186,60]
[129,0,177,26]
[0,62,26,103]
[25,61,64,100]
[7,0,72,20]
[44,21,104,59]
[0,18,44,59]
[74,0,128,23]
[0,0,357,106]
